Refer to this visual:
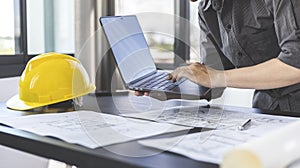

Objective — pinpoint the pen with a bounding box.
[238,119,251,131]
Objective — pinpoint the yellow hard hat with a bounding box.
[6,52,96,111]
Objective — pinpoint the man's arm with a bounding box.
[225,58,300,89]
[168,58,300,90]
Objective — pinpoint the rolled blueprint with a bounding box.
[221,120,300,168]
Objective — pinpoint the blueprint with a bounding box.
[139,130,258,164]
[139,115,298,165]
[123,106,296,131]
[0,111,190,148]
[137,109,299,164]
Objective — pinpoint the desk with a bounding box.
[0,94,299,168]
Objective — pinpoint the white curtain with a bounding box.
[74,0,124,93]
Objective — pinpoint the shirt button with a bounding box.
[237,52,243,57]
[212,0,222,11]
[282,50,290,54]
[226,24,232,31]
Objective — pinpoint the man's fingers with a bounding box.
[167,73,177,82]
[171,67,191,82]
[134,91,150,96]
[174,70,188,82]
[166,74,173,80]
[171,73,178,82]
[134,91,142,96]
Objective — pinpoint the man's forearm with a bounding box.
[223,58,300,89]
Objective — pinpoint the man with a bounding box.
[137,0,300,112]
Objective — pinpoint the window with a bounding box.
[0,0,26,78]
[0,0,16,55]
[0,0,195,77]
[27,0,75,54]
[0,0,75,78]
[115,0,194,69]
[115,0,175,65]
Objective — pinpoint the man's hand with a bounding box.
[134,63,226,98]
[167,63,226,88]
[135,58,300,97]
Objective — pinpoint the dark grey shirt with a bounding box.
[198,0,300,112]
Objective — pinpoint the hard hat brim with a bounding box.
[6,95,44,111]
[6,84,96,111]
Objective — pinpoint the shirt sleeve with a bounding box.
[269,0,300,68]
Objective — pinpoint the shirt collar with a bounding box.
[200,0,212,11]
[200,0,224,12]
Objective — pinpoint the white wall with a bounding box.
[0,76,19,101]
[213,88,255,108]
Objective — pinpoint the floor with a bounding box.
[0,76,254,168]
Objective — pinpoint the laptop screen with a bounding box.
[100,15,157,84]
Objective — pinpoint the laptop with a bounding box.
[99,15,212,100]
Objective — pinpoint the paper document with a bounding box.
[139,113,299,164]
[124,106,294,130]
[222,120,300,168]
[0,111,190,148]
[139,130,258,164]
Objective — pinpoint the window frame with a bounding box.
[174,0,190,66]
[0,0,27,78]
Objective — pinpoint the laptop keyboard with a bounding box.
[131,72,186,91]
